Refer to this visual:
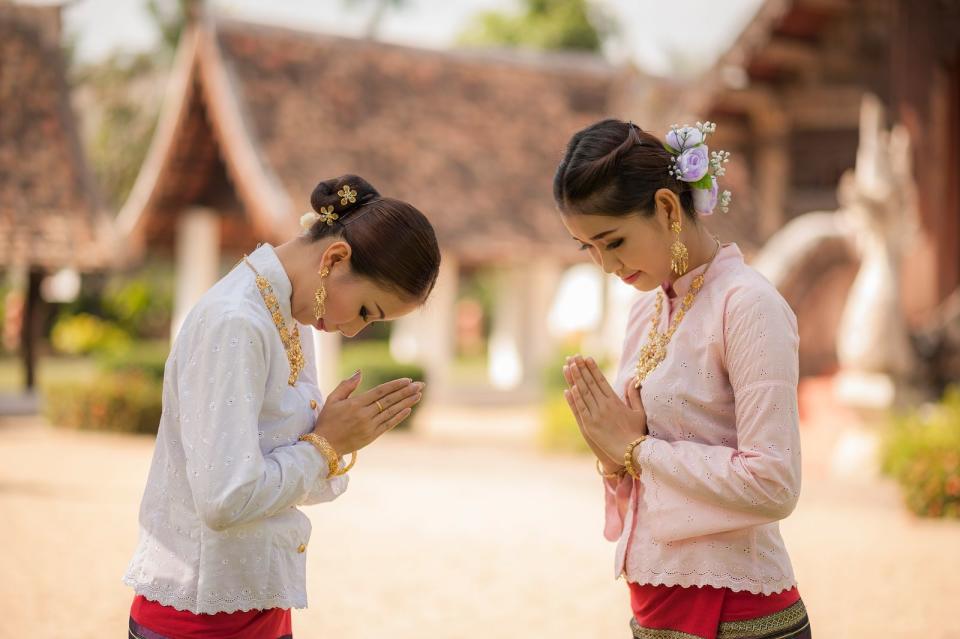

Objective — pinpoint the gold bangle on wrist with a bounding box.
[624,435,648,479]
[596,458,625,479]
[298,433,357,477]
[335,451,357,476]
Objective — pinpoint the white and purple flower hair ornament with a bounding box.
[664,121,732,215]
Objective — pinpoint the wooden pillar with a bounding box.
[754,107,790,237]
[19,268,44,391]
[488,266,524,390]
[171,207,220,341]
[488,260,562,392]
[522,259,563,387]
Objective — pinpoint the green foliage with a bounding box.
[343,0,411,37]
[51,266,173,361]
[51,313,132,357]
[42,371,163,435]
[96,339,170,381]
[881,387,960,519]
[102,272,173,338]
[73,53,162,209]
[338,340,426,429]
[459,0,607,52]
[146,0,190,54]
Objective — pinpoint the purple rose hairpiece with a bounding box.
[664,121,732,215]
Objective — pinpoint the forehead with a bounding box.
[560,212,628,239]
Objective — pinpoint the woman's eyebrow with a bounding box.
[591,228,618,240]
[570,228,619,243]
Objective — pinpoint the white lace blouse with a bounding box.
[122,244,348,614]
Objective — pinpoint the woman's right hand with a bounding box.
[313,371,424,455]
[562,362,622,472]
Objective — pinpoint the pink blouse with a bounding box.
[604,242,801,594]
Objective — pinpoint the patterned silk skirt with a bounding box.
[628,582,811,639]
[128,595,293,639]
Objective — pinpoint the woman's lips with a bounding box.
[622,271,641,284]
[315,318,326,331]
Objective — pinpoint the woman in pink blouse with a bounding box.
[553,119,811,639]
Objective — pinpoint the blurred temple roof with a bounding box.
[653,0,903,255]
[0,3,112,271]
[117,13,635,265]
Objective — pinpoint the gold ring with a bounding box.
[376,400,384,413]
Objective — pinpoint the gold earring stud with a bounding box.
[669,220,689,276]
[314,267,330,321]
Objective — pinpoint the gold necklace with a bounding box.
[242,257,304,386]
[633,240,721,389]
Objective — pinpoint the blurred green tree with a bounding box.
[71,0,188,210]
[343,0,410,38]
[146,0,191,55]
[459,0,609,52]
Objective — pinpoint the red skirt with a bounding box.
[629,582,810,639]
[128,595,292,639]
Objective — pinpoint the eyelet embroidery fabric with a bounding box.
[122,244,349,614]
[604,243,802,595]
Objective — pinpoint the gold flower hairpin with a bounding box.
[337,185,357,206]
[299,206,339,233]
[317,205,339,225]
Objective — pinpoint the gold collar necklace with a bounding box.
[633,239,721,388]
[242,257,304,386]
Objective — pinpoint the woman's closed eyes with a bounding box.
[579,238,624,251]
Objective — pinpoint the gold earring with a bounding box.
[314,267,330,321]
[669,220,689,276]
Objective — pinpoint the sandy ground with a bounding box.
[1,399,959,638]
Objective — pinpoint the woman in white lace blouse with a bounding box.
[123,175,440,639]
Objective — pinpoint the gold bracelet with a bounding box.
[298,433,356,477]
[624,436,648,479]
[335,451,357,476]
[596,458,625,479]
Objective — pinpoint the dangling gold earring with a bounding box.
[314,267,330,321]
[669,219,689,276]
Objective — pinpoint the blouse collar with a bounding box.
[662,242,742,299]
[245,243,296,327]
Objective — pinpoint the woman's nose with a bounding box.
[599,252,620,275]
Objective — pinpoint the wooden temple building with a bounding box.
[660,0,960,388]
[115,10,637,395]
[0,3,112,391]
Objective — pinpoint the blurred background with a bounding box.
[1,0,959,636]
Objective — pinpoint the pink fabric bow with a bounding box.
[603,474,637,541]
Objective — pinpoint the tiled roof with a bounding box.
[119,16,626,265]
[0,4,111,270]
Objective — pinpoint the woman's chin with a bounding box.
[628,275,659,292]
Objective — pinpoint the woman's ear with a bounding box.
[653,188,681,229]
[321,241,352,272]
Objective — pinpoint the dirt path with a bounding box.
[0,410,958,638]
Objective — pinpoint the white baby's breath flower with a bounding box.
[299,212,321,232]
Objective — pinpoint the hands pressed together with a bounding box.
[562,355,648,475]
[313,371,424,456]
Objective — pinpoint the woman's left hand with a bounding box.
[565,355,648,464]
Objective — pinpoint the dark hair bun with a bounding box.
[310,174,380,218]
